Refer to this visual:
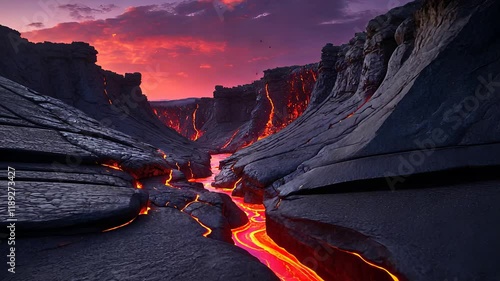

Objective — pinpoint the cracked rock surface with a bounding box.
[0,26,210,178]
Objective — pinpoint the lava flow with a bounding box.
[103,76,113,105]
[191,104,201,141]
[191,154,324,281]
[258,83,277,140]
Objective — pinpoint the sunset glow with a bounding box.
[0,0,412,100]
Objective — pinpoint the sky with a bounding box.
[0,0,412,100]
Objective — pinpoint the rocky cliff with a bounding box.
[0,75,278,280]
[0,25,211,178]
[151,64,318,152]
[213,0,500,280]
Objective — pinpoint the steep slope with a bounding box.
[212,0,500,280]
[0,25,210,178]
[151,64,318,152]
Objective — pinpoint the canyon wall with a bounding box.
[0,25,210,178]
[151,64,318,152]
[0,75,278,280]
[214,0,500,280]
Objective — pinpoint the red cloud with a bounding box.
[19,1,407,100]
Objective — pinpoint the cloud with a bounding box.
[253,12,271,19]
[23,0,411,100]
[27,22,44,29]
[58,4,119,20]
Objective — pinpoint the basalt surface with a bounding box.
[0,25,210,178]
[0,208,278,281]
[214,0,500,280]
[0,75,275,280]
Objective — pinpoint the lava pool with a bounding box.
[191,154,324,281]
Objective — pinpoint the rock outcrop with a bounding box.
[0,75,165,233]
[0,25,210,178]
[213,0,500,280]
[151,64,318,152]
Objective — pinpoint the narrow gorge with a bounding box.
[1,0,499,281]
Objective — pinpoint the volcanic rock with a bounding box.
[0,75,167,234]
[0,25,210,178]
[0,208,279,281]
[213,0,500,280]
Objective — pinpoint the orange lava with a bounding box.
[192,104,201,141]
[311,70,317,82]
[103,76,113,105]
[139,206,151,215]
[102,217,136,232]
[221,129,240,150]
[337,249,400,281]
[135,181,144,189]
[157,149,168,160]
[165,169,174,186]
[192,154,324,281]
[193,154,402,281]
[101,162,123,171]
[258,83,276,141]
[181,194,213,237]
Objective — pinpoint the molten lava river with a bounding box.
[191,154,324,281]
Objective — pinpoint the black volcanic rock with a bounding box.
[0,75,274,280]
[0,208,279,281]
[139,175,248,243]
[265,180,500,281]
[213,0,500,280]
[151,64,318,153]
[0,75,167,234]
[0,25,210,178]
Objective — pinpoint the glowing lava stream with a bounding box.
[258,83,276,141]
[192,104,201,141]
[191,154,324,281]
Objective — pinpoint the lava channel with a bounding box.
[191,154,324,281]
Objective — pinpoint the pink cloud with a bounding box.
[20,0,407,100]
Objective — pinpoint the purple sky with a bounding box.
[0,0,412,100]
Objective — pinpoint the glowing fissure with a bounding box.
[221,129,240,150]
[336,248,400,281]
[165,169,174,186]
[192,104,201,141]
[101,162,123,171]
[258,83,276,140]
[311,70,317,82]
[102,217,136,232]
[103,76,113,105]
[181,194,212,237]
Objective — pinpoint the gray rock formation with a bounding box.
[0,75,275,280]
[0,25,210,178]
[213,0,500,280]
[0,75,165,233]
[151,64,318,153]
